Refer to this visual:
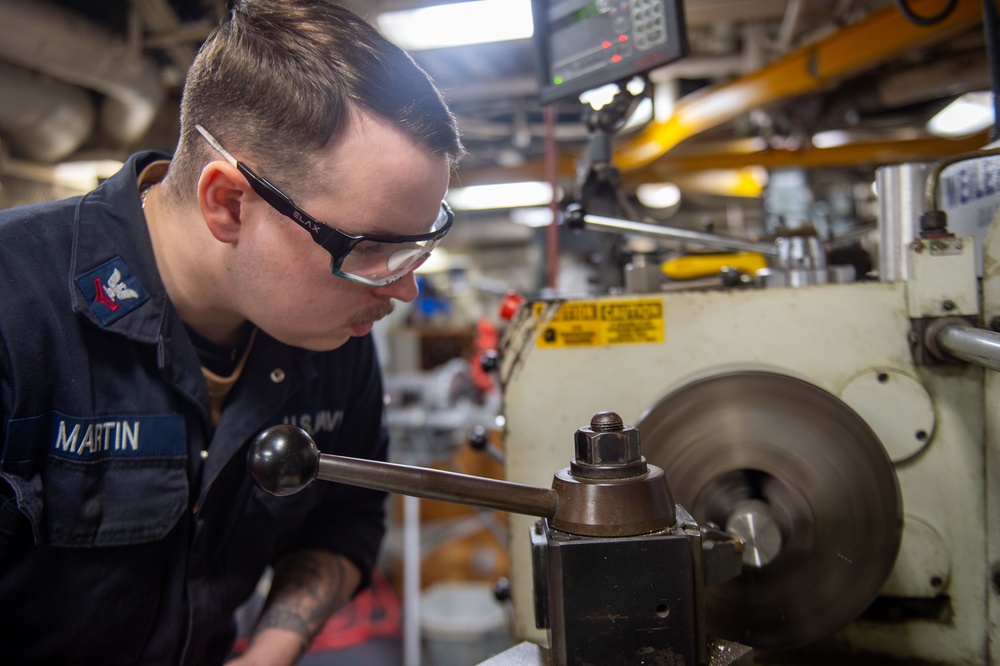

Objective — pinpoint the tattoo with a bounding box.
[253,549,350,653]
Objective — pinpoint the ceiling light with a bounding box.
[58,158,123,180]
[447,181,554,210]
[6,159,125,191]
[811,130,853,148]
[377,0,533,51]
[510,207,555,227]
[578,77,647,112]
[636,183,682,209]
[927,92,995,137]
[578,84,621,111]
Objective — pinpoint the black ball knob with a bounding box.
[493,577,511,602]
[564,202,585,229]
[248,425,320,496]
[467,425,489,451]
[479,350,499,373]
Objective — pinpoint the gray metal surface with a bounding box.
[935,321,1000,372]
[875,162,932,282]
[636,371,902,650]
[583,213,780,256]
[315,454,559,518]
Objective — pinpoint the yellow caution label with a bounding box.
[533,298,664,348]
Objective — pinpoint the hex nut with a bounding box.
[574,425,641,466]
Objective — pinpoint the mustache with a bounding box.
[348,302,395,326]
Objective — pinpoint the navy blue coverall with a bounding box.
[0,152,389,665]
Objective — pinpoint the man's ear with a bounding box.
[198,161,249,244]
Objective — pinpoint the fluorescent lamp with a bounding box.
[578,84,620,111]
[510,207,555,227]
[578,77,648,113]
[927,92,995,137]
[636,183,681,209]
[447,181,554,210]
[377,0,533,51]
[811,130,852,148]
[52,159,124,190]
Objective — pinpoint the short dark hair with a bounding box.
[165,0,464,201]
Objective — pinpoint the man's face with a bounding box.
[228,111,451,351]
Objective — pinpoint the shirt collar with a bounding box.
[70,151,173,344]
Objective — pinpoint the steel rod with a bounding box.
[402,494,421,666]
[316,454,559,518]
[936,323,1000,372]
[582,213,780,256]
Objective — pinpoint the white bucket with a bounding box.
[420,582,511,666]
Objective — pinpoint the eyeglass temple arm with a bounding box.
[195,124,239,167]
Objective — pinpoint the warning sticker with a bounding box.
[534,298,664,348]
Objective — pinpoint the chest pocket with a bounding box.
[2,412,188,547]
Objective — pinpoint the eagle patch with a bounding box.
[74,256,150,326]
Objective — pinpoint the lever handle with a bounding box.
[248,425,559,518]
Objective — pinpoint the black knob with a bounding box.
[467,425,489,451]
[493,577,511,602]
[479,350,499,373]
[248,425,320,496]
[563,202,586,230]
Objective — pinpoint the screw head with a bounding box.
[590,410,624,432]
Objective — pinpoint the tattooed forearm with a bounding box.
[253,549,352,654]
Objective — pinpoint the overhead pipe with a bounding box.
[452,0,989,190]
[0,0,165,153]
[0,60,95,163]
[614,0,986,171]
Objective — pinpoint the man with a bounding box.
[0,1,463,664]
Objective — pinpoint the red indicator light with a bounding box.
[619,34,628,42]
[602,40,611,49]
[611,54,622,63]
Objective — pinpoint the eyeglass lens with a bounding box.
[337,240,436,284]
[334,205,450,284]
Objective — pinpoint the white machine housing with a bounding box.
[499,208,1000,663]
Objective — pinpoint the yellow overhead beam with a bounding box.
[614,0,989,171]
[451,132,990,191]
[623,132,991,185]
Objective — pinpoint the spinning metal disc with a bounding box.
[636,371,902,650]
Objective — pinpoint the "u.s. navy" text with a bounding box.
[282,409,343,435]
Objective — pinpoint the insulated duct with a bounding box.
[0,60,95,163]
[0,0,165,159]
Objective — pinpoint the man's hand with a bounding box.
[228,549,361,666]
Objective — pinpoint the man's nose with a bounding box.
[373,270,420,302]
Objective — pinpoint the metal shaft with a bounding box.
[582,213,779,256]
[935,322,1000,372]
[316,454,559,518]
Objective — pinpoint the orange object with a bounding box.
[498,291,525,321]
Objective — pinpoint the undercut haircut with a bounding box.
[165,0,464,202]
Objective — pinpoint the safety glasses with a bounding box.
[195,124,453,286]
